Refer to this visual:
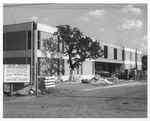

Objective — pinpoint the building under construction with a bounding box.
[3,22,142,91]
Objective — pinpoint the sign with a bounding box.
[3,64,30,83]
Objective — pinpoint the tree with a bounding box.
[142,55,147,72]
[54,25,104,81]
[40,37,63,76]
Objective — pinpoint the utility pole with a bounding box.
[135,48,138,80]
[36,62,38,97]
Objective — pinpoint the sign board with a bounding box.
[3,64,30,83]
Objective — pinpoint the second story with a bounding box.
[96,41,142,64]
[3,22,57,52]
[3,22,142,64]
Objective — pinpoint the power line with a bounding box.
[3,3,54,7]
[4,3,124,25]
[8,7,15,24]
[3,3,147,11]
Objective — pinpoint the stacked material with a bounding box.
[38,76,56,90]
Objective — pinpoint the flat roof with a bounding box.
[4,22,57,33]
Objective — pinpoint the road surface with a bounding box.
[3,82,147,118]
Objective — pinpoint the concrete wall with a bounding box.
[82,61,93,75]
[117,48,122,61]
[108,46,114,60]
[124,48,142,70]
[63,59,94,76]
[64,59,70,76]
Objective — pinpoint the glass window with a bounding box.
[104,46,108,59]
[6,31,26,50]
[122,49,125,61]
[114,48,117,60]
[28,31,31,49]
[3,33,5,51]
[38,31,41,49]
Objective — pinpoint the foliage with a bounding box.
[40,37,63,76]
[54,25,104,70]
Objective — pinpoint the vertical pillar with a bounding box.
[92,61,95,75]
[31,25,38,85]
[36,62,38,97]
[81,62,83,75]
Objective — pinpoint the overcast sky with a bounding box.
[3,2,147,55]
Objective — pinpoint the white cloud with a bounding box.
[30,16,38,22]
[75,16,90,22]
[75,9,105,22]
[118,19,143,31]
[140,35,147,47]
[141,35,147,43]
[134,35,147,54]
[88,9,106,18]
[99,27,105,32]
[121,4,142,15]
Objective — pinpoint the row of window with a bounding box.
[3,31,140,62]
[104,46,121,60]
[103,46,140,61]
[27,31,41,50]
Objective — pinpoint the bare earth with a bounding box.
[3,81,147,118]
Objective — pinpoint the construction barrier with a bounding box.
[38,76,56,90]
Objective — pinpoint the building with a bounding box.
[95,41,142,75]
[3,22,142,91]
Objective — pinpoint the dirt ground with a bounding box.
[3,80,147,118]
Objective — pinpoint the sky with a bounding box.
[3,2,148,55]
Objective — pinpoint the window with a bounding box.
[3,33,5,51]
[38,31,41,49]
[104,46,108,58]
[28,31,31,49]
[122,49,125,61]
[6,31,26,50]
[114,48,117,60]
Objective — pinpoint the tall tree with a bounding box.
[54,25,104,81]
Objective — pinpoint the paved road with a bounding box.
[3,82,147,118]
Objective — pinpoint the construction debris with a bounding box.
[82,74,113,84]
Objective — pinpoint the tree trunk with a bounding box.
[68,69,76,82]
